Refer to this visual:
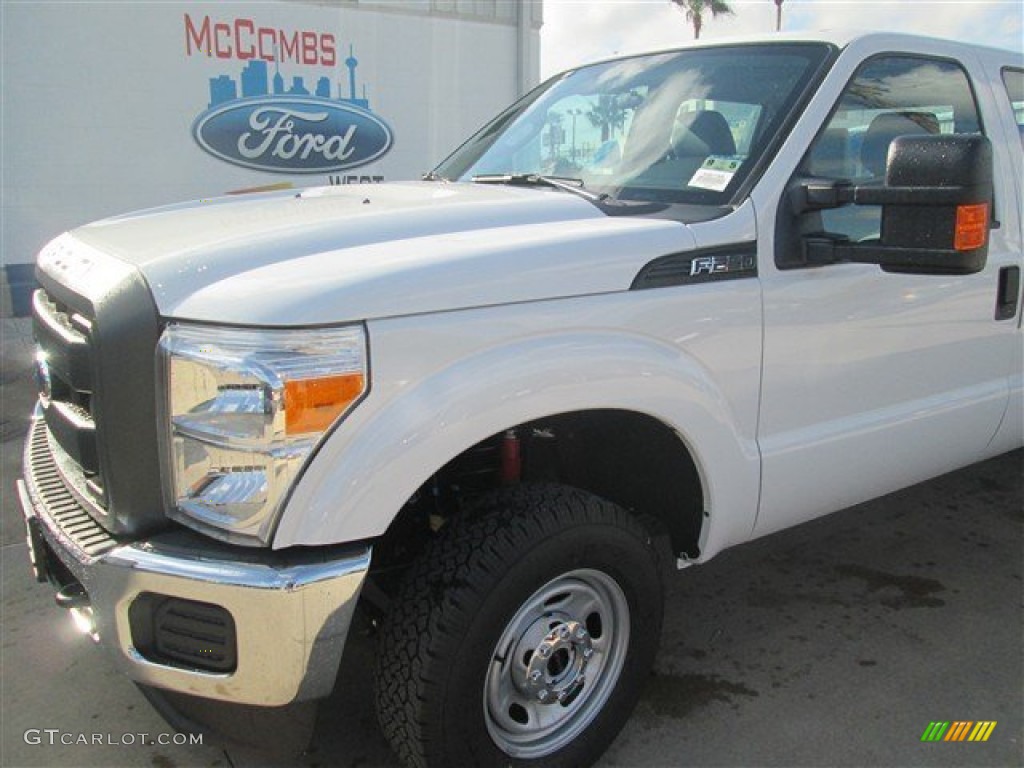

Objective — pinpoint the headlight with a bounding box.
[158,324,368,545]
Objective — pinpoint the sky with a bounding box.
[539,0,1024,77]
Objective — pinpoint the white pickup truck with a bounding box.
[19,30,1023,768]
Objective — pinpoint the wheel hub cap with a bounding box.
[515,619,593,704]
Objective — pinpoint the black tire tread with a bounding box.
[373,483,660,768]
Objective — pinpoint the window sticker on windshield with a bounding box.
[688,155,745,192]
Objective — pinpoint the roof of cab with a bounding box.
[563,29,1018,75]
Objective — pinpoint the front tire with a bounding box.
[374,484,665,767]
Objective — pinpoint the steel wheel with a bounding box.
[484,568,630,759]
[375,484,665,768]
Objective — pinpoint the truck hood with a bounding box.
[66,181,694,325]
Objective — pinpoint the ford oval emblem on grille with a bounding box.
[192,96,393,174]
[34,351,52,401]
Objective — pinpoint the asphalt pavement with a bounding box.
[1,316,1021,768]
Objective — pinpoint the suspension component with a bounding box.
[500,429,521,485]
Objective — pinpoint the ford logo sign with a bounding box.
[192,96,393,174]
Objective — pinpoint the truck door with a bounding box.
[754,52,1018,536]
[987,63,1024,453]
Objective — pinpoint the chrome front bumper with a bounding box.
[18,421,371,707]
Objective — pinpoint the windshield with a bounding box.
[435,43,831,206]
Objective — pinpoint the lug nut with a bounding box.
[559,626,570,640]
[576,626,587,639]
[538,689,549,702]
[538,646,550,658]
[583,648,593,659]
[530,671,542,684]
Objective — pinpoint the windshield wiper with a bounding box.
[421,171,448,182]
[471,173,609,204]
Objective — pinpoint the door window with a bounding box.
[799,56,982,244]
[1001,68,1024,147]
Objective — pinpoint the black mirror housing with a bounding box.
[878,134,992,274]
[793,134,993,275]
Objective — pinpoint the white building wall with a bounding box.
[0,0,542,270]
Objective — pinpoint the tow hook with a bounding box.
[55,583,98,642]
[55,583,88,609]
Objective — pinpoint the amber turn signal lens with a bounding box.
[285,373,365,435]
[953,203,989,252]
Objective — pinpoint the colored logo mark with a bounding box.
[193,97,393,174]
[921,721,997,742]
[194,52,393,174]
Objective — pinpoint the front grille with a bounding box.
[33,288,107,508]
[32,255,167,538]
[24,418,117,557]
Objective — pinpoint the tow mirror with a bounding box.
[792,134,992,275]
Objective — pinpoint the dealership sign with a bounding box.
[193,97,391,173]
[185,12,393,174]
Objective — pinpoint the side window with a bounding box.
[802,56,982,243]
[1001,68,1024,147]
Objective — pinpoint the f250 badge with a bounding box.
[190,41,393,174]
[689,253,757,277]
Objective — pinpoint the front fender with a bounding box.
[273,291,761,560]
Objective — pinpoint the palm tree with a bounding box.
[586,94,628,143]
[774,0,783,31]
[546,111,565,160]
[669,0,735,40]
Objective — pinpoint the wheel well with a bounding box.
[371,409,704,581]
